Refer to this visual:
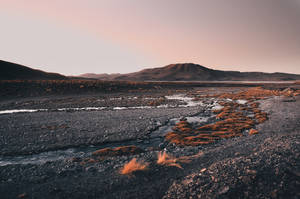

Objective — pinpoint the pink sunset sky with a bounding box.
[1,0,300,75]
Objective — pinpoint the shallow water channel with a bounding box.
[0,113,214,166]
[0,95,223,166]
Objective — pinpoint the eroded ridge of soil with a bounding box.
[0,85,299,199]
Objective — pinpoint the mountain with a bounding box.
[79,73,121,80]
[0,60,67,80]
[79,63,300,81]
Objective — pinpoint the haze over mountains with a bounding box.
[79,63,300,81]
[0,60,67,80]
[1,60,300,81]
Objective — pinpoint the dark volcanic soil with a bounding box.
[164,96,300,199]
[0,85,299,199]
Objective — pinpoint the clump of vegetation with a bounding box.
[157,151,183,169]
[92,145,144,157]
[164,87,289,146]
[120,158,148,175]
[165,100,258,146]
[249,129,259,135]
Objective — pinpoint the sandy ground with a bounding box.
[0,86,299,199]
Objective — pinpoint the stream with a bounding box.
[0,95,224,166]
[0,113,214,167]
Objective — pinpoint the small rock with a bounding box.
[85,166,96,172]
[143,140,150,144]
[200,168,207,172]
[159,143,165,149]
[241,176,252,184]
[246,169,257,175]
[180,117,187,121]
[270,189,278,198]
[18,193,27,198]
[275,168,279,175]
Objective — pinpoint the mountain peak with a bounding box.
[164,63,209,70]
[78,62,300,81]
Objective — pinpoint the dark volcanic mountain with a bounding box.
[0,60,67,80]
[80,63,300,81]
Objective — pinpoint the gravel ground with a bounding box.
[163,96,300,199]
[0,89,299,199]
[0,106,202,155]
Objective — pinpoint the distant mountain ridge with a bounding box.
[79,73,121,80]
[0,60,67,80]
[79,63,300,81]
[1,60,299,81]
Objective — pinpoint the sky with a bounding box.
[1,0,300,75]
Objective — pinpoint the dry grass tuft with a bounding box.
[120,158,148,175]
[212,109,223,114]
[163,87,300,146]
[157,151,183,169]
[249,129,259,135]
[92,145,144,157]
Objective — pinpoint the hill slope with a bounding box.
[0,60,67,80]
[80,63,300,81]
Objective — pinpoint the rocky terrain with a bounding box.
[0,84,299,199]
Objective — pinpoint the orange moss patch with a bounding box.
[178,127,193,133]
[162,87,293,146]
[255,111,268,124]
[211,131,228,136]
[92,145,144,157]
[212,109,223,114]
[216,87,282,101]
[184,140,213,146]
[165,102,259,146]
[249,129,258,135]
[165,102,260,146]
[216,111,229,119]
[250,102,259,108]
[165,132,184,145]
[165,132,182,140]
[171,121,194,134]
[120,158,148,175]
[293,91,300,96]
[173,121,190,128]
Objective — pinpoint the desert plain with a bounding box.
[0,80,300,199]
